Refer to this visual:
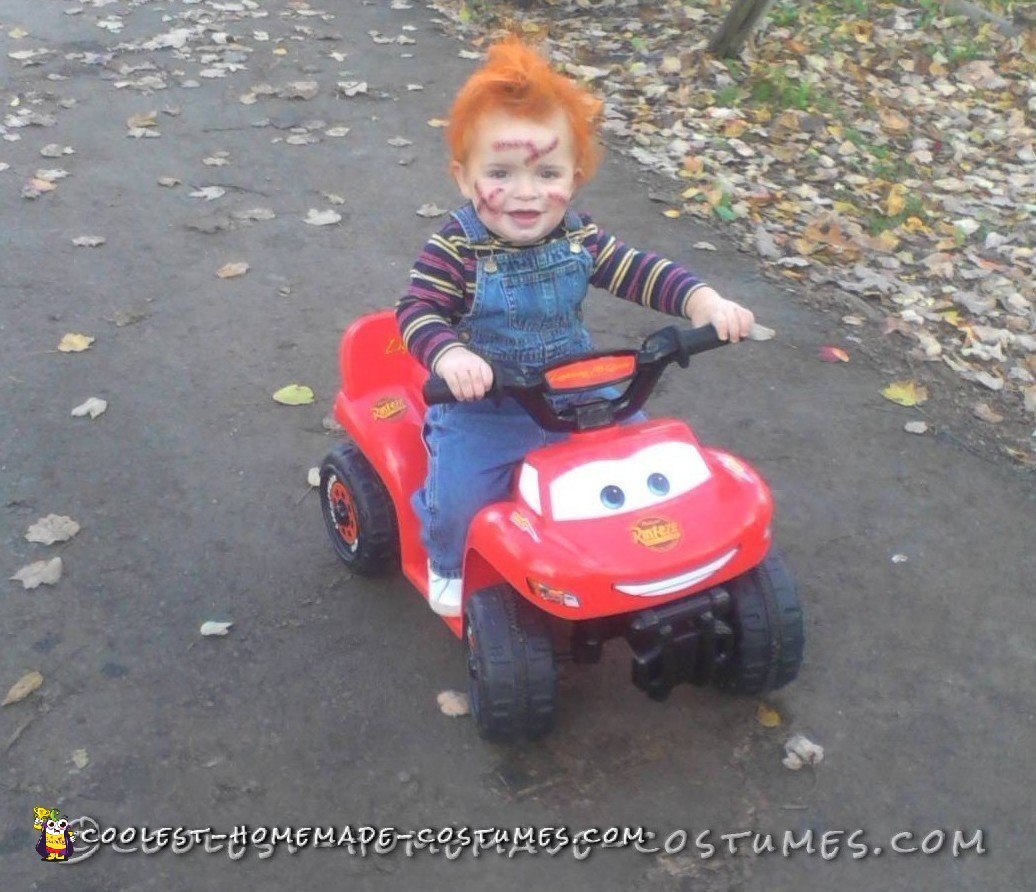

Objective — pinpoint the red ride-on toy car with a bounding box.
[320,310,803,742]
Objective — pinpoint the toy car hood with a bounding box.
[466,419,773,617]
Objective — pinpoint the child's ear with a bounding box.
[573,167,585,188]
[451,160,473,199]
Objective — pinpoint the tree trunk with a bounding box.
[707,0,776,58]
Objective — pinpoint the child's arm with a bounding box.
[587,223,754,341]
[396,222,494,400]
[396,223,471,371]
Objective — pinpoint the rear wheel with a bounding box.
[319,443,399,576]
[715,551,804,695]
[465,585,557,742]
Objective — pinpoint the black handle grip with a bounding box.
[422,375,458,406]
[678,323,725,358]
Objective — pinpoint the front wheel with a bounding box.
[465,586,557,742]
[319,443,399,576]
[715,550,804,695]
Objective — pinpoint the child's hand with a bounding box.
[433,346,494,401]
[686,286,755,343]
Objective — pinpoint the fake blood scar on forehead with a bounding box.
[492,136,560,165]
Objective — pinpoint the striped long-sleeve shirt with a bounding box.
[396,211,708,371]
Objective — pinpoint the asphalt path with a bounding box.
[2,2,1034,890]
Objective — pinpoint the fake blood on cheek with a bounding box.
[475,183,504,216]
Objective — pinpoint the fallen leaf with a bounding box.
[200,620,232,637]
[158,176,181,187]
[58,333,94,353]
[662,208,681,219]
[904,420,929,435]
[387,136,413,147]
[216,261,249,279]
[10,557,62,590]
[756,702,782,728]
[71,397,108,418]
[437,690,470,717]
[280,81,319,100]
[273,384,315,405]
[973,402,1003,424]
[748,323,776,341]
[36,168,69,182]
[190,186,225,201]
[72,236,106,247]
[886,184,908,217]
[891,553,909,564]
[337,81,368,97]
[22,178,57,198]
[882,380,927,407]
[2,671,44,706]
[70,749,89,770]
[307,467,320,487]
[40,143,73,157]
[304,208,341,226]
[782,733,824,770]
[818,345,850,363]
[427,117,449,128]
[126,111,158,129]
[26,514,80,544]
[416,203,448,218]
[693,241,717,251]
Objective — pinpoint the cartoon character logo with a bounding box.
[33,806,76,862]
[631,517,682,552]
[371,396,407,421]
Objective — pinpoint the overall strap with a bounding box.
[563,209,584,232]
[450,202,491,244]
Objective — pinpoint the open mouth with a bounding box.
[508,210,541,225]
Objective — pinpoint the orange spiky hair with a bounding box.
[447,36,604,183]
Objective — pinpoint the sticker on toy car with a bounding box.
[631,517,682,552]
[372,396,407,421]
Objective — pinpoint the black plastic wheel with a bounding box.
[715,550,804,695]
[465,585,558,742]
[319,442,399,576]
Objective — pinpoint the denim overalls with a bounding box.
[414,203,600,578]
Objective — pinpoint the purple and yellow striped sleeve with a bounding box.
[396,221,470,371]
[586,222,706,317]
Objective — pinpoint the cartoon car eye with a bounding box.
[549,441,711,521]
[600,485,625,509]
[46,820,57,831]
[647,472,669,496]
[56,819,68,831]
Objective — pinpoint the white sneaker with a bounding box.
[428,563,462,617]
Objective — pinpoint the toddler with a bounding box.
[396,37,754,616]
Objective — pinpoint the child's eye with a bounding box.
[487,169,509,179]
[540,169,561,180]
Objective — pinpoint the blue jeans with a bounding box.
[414,397,569,578]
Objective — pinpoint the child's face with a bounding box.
[452,109,580,245]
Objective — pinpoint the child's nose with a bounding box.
[514,175,540,199]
